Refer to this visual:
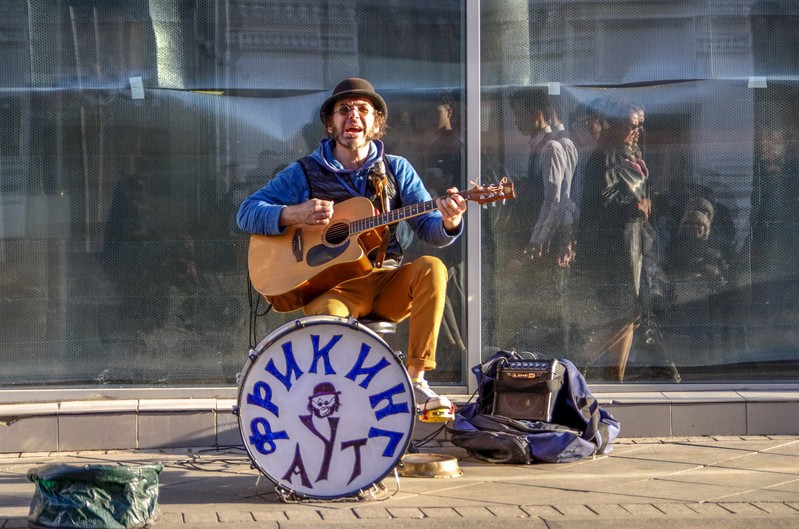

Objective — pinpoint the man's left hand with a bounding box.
[438,187,468,233]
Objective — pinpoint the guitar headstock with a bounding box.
[465,177,516,205]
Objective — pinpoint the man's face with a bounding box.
[588,117,602,141]
[757,130,786,175]
[436,104,452,129]
[329,98,380,151]
[574,116,602,146]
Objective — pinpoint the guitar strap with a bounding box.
[370,159,391,268]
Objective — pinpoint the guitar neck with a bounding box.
[349,190,468,235]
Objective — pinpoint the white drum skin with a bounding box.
[236,316,415,499]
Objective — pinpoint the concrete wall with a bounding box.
[3,390,799,453]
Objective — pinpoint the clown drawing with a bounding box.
[298,382,342,482]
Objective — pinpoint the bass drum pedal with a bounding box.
[417,402,456,423]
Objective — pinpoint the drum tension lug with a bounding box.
[231,405,239,416]
[248,349,258,360]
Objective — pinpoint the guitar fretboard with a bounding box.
[349,190,469,235]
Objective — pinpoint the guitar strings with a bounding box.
[310,184,502,242]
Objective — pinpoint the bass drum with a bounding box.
[236,315,415,499]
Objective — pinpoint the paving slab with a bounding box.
[3,437,799,528]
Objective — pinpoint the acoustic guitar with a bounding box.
[248,178,515,312]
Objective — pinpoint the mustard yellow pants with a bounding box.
[303,255,448,371]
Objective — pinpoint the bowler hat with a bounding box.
[309,382,341,399]
[319,77,387,123]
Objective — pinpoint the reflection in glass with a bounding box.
[480,1,799,383]
[0,0,466,386]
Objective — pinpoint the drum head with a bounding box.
[237,316,415,499]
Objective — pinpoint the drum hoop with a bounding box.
[252,315,387,356]
[237,315,414,500]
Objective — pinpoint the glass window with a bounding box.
[0,0,467,386]
[5,0,799,390]
[480,1,799,383]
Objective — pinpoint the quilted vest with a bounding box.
[298,155,404,265]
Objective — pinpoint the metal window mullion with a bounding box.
[465,0,481,395]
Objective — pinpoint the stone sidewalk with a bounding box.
[3,436,799,529]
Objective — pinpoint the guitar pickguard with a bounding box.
[306,240,351,267]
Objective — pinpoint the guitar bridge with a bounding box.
[291,229,303,262]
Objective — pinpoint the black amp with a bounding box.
[491,359,566,422]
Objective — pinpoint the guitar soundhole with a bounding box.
[324,222,350,246]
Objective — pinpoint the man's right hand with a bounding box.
[279,199,334,227]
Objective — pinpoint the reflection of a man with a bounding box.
[508,88,566,255]
[102,162,198,333]
[507,88,571,356]
[102,168,164,329]
[751,128,799,331]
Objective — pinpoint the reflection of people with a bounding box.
[508,88,568,261]
[575,101,654,381]
[751,128,799,331]
[102,167,165,329]
[629,103,667,301]
[661,197,729,360]
[665,199,728,288]
[237,78,468,417]
[547,104,578,267]
[506,88,571,355]
[568,104,603,232]
[421,93,462,196]
[666,197,727,278]
[417,93,468,367]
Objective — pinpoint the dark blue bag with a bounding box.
[447,351,620,464]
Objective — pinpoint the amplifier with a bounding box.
[491,359,566,422]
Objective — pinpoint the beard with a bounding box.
[332,123,379,151]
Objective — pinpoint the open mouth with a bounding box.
[343,119,364,133]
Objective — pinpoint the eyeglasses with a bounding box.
[334,103,373,117]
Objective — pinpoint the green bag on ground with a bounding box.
[27,463,163,529]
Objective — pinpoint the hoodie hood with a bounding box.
[310,138,385,176]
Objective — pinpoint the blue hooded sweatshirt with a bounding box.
[236,138,461,248]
